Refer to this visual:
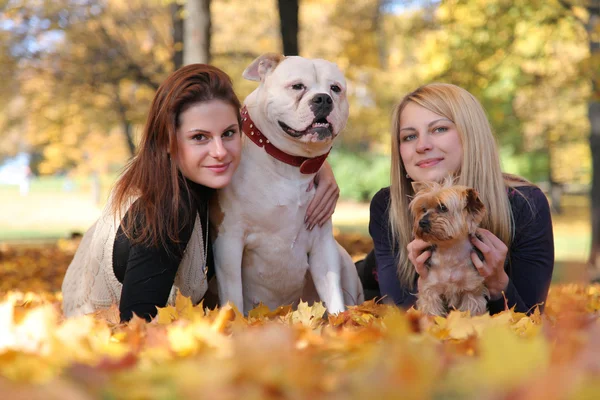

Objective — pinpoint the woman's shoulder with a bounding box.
[507,184,548,208]
[507,184,551,228]
[371,186,391,206]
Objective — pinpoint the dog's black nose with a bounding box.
[419,218,430,232]
[312,93,333,105]
[310,93,333,117]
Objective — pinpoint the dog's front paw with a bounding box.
[457,292,487,316]
[416,291,447,317]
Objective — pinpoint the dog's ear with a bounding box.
[465,188,486,225]
[243,53,285,82]
[411,181,429,194]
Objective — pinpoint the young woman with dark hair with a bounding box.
[61,64,340,322]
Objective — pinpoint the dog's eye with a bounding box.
[331,84,341,93]
[292,83,305,90]
[438,204,448,212]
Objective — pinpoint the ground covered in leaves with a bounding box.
[1,239,600,399]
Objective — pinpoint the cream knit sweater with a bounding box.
[61,199,209,318]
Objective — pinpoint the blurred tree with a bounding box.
[1,0,173,174]
[555,0,600,277]
[418,0,589,192]
[587,3,600,277]
[171,1,184,69]
[183,0,211,64]
[278,0,299,55]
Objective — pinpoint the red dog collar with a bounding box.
[241,106,330,174]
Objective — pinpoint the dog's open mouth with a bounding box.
[278,118,333,140]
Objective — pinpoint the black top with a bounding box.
[112,181,214,322]
[369,185,554,314]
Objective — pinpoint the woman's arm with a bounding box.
[486,187,554,314]
[118,242,181,322]
[116,210,195,322]
[369,188,417,307]
[305,161,340,230]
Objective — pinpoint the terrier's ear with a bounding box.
[242,53,285,82]
[465,188,486,225]
[411,181,429,194]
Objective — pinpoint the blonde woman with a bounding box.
[362,83,554,314]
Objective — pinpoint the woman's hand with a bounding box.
[407,238,433,291]
[305,161,340,230]
[470,228,509,300]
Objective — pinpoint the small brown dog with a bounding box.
[409,179,489,316]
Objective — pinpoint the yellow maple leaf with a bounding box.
[291,301,326,329]
[175,293,195,321]
[475,325,549,387]
[156,305,178,325]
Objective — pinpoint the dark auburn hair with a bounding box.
[111,64,242,248]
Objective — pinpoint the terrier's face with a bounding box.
[409,180,486,244]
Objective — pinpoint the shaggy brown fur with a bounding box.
[410,179,489,316]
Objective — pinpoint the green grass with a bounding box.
[0,177,105,241]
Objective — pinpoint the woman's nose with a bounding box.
[210,138,227,159]
[416,133,433,153]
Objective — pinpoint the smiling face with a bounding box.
[175,100,242,189]
[399,102,464,183]
[243,55,349,157]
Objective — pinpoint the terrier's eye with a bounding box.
[421,207,427,213]
[438,204,448,212]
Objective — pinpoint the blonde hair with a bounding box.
[389,83,529,288]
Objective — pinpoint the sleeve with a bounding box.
[487,187,554,315]
[118,213,195,323]
[369,188,417,308]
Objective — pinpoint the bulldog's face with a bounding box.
[243,54,349,154]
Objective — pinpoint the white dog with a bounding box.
[211,53,364,314]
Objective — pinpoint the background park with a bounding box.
[1,0,600,398]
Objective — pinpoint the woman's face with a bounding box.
[398,101,463,183]
[175,100,242,189]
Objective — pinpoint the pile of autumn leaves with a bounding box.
[1,243,600,399]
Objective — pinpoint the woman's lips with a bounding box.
[416,158,443,168]
[205,162,230,173]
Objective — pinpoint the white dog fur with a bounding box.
[211,53,364,314]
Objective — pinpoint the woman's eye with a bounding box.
[192,134,208,141]
[292,83,305,90]
[222,130,236,138]
[331,84,341,93]
[402,134,417,142]
[438,204,448,212]
[433,126,448,134]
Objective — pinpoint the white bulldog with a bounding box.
[211,53,364,314]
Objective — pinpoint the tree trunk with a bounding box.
[123,121,135,157]
[183,0,211,65]
[375,0,388,70]
[587,5,600,274]
[277,0,299,55]
[171,1,184,70]
[546,138,563,214]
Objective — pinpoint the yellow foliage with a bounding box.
[0,284,598,397]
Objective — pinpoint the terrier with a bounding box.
[409,179,489,316]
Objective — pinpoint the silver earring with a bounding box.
[406,173,411,179]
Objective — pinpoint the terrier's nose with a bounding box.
[419,218,430,232]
